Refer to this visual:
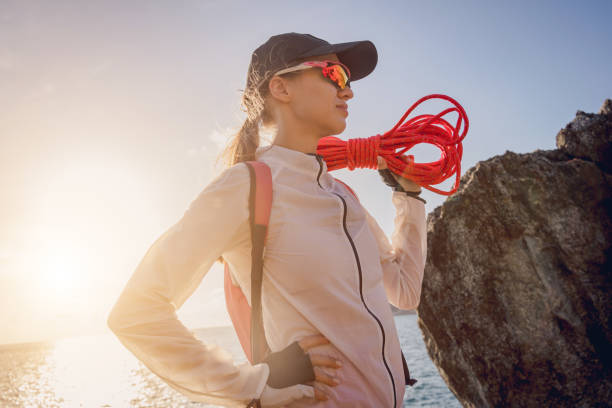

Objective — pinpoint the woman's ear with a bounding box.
[268,76,293,103]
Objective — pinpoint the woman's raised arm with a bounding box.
[364,192,427,311]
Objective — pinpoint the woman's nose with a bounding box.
[339,85,354,99]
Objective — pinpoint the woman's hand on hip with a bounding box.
[298,334,342,401]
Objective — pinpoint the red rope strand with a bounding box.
[316,94,469,195]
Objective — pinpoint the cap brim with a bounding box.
[294,40,378,82]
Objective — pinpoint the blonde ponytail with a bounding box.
[220,116,261,168]
[216,73,270,263]
[215,59,302,262]
[218,61,278,168]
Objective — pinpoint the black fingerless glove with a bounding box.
[378,169,426,204]
[263,341,315,388]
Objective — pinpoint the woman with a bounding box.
[107,32,427,407]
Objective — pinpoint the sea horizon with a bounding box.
[1,315,460,407]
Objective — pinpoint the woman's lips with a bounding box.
[337,105,348,116]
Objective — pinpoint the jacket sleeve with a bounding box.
[106,163,269,407]
[364,192,427,310]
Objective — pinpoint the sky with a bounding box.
[1,0,610,345]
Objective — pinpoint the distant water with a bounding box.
[0,314,460,407]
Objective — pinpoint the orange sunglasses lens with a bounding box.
[322,64,350,89]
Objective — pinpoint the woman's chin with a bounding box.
[331,120,347,135]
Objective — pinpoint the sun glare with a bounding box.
[31,241,93,310]
[39,250,83,296]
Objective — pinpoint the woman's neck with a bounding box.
[271,122,322,154]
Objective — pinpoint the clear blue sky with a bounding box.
[1,0,610,344]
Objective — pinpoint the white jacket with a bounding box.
[107,143,427,407]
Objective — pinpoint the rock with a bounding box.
[418,99,612,407]
[556,98,612,172]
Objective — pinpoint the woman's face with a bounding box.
[270,53,354,137]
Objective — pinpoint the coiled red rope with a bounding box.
[316,94,469,195]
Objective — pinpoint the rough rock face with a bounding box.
[417,99,612,407]
[556,99,612,173]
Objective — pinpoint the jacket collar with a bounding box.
[255,144,333,189]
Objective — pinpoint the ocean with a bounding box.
[0,314,460,407]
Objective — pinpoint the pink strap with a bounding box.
[224,263,253,361]
[224,161,273,364]
[251,162,273,227]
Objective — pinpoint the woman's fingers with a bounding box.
[313,366,340,387]
[314,385,329,401]
[298,334,329,352]
[311,369,339,401]
[297,335,341,402]
[309,353,342,369]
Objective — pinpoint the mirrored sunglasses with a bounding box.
[274,60,352,90]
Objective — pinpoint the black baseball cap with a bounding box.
[246,32,378,92]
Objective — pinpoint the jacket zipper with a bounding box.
[314,154,397,408]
